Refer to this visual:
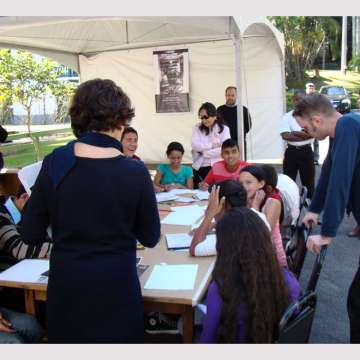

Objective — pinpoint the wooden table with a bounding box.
[0,198,214,343]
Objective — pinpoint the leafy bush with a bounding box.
[349,55,360,72]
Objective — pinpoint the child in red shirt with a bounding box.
[199,139,249,190]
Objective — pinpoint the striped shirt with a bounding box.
[0,201,52,260]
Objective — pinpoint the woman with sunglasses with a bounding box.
[191,102,230,188]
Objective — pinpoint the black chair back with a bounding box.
[306,245,328,293]
[296,186,309,227]
[277,291,317,343]
[279,237,327,343]
[286,224,310,278]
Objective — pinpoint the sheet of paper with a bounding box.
[156,192,178,203]
[194,234,217,257]
[168,189,198,196]
[194,190,210,200]
[175,197,195,203]
[162,205,205,226]
[170,204,203,212]
[144,264,198,290]
[17,161,43,195]
[0,259,49,283]
[166,233,192,249]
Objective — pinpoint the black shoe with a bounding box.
[145,312,180,335]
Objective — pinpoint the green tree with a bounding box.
[349,54,360,72]
[268,17,340,82]
[51,80,77,124]
[0,49,68,160]
[0,97,13,125]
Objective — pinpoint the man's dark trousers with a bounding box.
[283,144,315,199]
[348,257,360,343]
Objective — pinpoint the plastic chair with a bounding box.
[281,185,308,250]
[296,186,309,227]
[277,243,328,343]
[277,291,317,343]
[286,224,310,278]
[306,244,328,292]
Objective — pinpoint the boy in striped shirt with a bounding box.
[0,185,51,261]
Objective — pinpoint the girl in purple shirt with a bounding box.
[200,208,301,343]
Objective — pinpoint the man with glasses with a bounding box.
[294,93,360,343]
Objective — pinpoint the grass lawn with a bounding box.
[2,130,75,168]
[6,127,73,142]
[308,70,360,90]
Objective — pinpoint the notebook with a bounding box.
[165,233,192,250]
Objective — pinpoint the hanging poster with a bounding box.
[153,49,190,113]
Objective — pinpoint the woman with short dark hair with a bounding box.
[21,78,161,343]
[191,102,230,188]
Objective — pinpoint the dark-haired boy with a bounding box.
[0,186,52,261]
[199,139,249,190]
[120,127,141,161]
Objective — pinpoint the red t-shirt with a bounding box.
[266,188,281,202]
[132,154,141,161]
[204,160,250,185]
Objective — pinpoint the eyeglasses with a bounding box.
[200,115,209,120]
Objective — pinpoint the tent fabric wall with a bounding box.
[241,23,285,161]
[79,34,284,163]
[0,16,285,163]
[79,40,236,163]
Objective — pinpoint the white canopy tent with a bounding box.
[0,16,286,163]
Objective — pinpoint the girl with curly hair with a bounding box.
[200,208,300,343]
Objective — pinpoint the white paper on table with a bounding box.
[194,190,210,200]
[18,161,43,195]
[144,264,198,290]
[162,205,205,226]
[190,215,206,230]
[0,259,49,283]
[170,204,203,212]
[166,233,192,250]
[168,189,198,196]
[175,197,195,203]
[156,192,178,203]
[194,234,217,257]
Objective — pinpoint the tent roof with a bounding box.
[0,16,283,71]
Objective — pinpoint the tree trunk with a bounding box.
[26,106,41,161]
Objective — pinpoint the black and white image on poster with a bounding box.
[153,49,190,113]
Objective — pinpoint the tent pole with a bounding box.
[234,36,245,161]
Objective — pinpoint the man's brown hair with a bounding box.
[293,93,335,118]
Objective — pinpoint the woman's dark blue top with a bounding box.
[20,147,160,343]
